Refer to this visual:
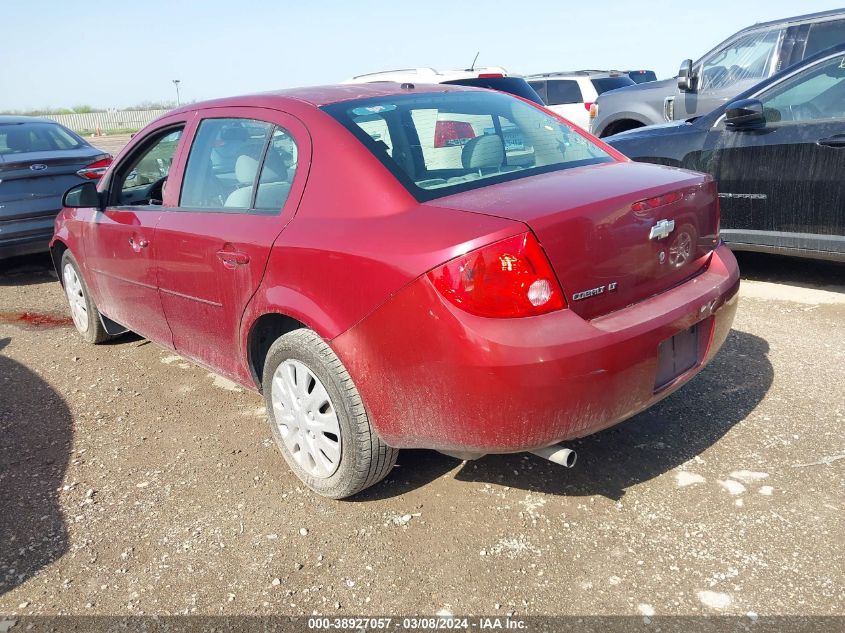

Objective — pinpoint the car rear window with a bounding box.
[441,77,545,105]
[0,122,85,155]
[627,70,657,84]
[322,91,614,202]
[591,76,636,94]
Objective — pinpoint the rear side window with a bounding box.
[0,122,84,155]
[528,80,548,103]
[546,80,583,105]
[804,19,845,58]
[591,76,636,94]
[180,118,297,214]
[442,77,545,105]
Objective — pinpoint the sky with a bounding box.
[1,0,841,111]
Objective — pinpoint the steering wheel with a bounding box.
[147,176,168,206]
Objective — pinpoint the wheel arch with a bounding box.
[245,311,309,391]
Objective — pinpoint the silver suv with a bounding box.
[591,9,845,137]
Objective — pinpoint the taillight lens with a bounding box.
[76,155,112,180]
[583,101,593,111]
[589,103,598,119]
[427,232,566,318]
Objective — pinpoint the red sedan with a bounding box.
[52,84,739,498]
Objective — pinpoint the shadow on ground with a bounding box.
[735,251,845,291]
[0,337,72,595]
[361,329,772,501]
[0,253,55,287]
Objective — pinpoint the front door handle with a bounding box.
[817,134,845,148]
[128,236,149,252]
[216,249,250,268]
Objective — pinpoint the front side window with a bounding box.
[322,91,613,201]
[699,28,781,92]
[546,80,583,105]
[116,128,183,205]
[759,53,845,123]
[180,118,297,214]
[0,122,84,155]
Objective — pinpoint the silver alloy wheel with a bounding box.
[669,231,692,268]
[271,359,342,478]
[63,263,89,333]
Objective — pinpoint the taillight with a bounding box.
[427,232,566,318]
[76,155,112,180]
[589,103,598,119]
[583,102,593,111]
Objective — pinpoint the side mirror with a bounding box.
[725,98,765,130]
[677,59,695,92]
[62,181,102,208]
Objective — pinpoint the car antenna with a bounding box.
[469,51,480,71]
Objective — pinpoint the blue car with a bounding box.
[606,44,845,262]
[0,116,111,259]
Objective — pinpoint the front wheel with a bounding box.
[262,328,398,499]
[61,251,113,344]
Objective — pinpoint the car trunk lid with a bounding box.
[0,148,106,222]
[429,161,720,320]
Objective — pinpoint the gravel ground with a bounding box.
[0,251,843,619]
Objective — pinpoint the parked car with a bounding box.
[53,84,739,498]
[0,116,111,259]
[624,70,658,84]
[343,66,545,105]
[590,8,845,137]
[526,71,635,130]
[605,44,845,262]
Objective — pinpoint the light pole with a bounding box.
[172,79,181,107]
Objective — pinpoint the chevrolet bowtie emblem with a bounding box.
[649,219,675,240]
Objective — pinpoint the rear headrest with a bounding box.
[461,135,504,170]
[234,154,283,185]
[220,126,249,142]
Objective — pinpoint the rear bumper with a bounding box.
[332,244,740,453]
[0,213,57,259]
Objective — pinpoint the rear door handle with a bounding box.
[817,134,845,148]
[216,249,250,268]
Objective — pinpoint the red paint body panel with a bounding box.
[332,245,739,452]
[432,162,720,320]
[51,85,741,455]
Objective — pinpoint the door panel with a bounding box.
[704,52,845,254]
[154,108,311,383]
[83,124,188,344]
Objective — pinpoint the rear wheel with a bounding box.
[61,251,112,344]
[262,328,398,499]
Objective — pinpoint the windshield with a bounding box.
[322,91,614,201]
[0,122,85,155]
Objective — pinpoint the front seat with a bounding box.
[461,134,504,174]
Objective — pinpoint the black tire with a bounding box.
[262,328,398,499]
[60,251,113,344]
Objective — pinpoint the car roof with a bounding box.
[344,66,509,83]
[167,82,484,114]
[742,7,845,31]
[0,115,57,124]
[525,70,629,79]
